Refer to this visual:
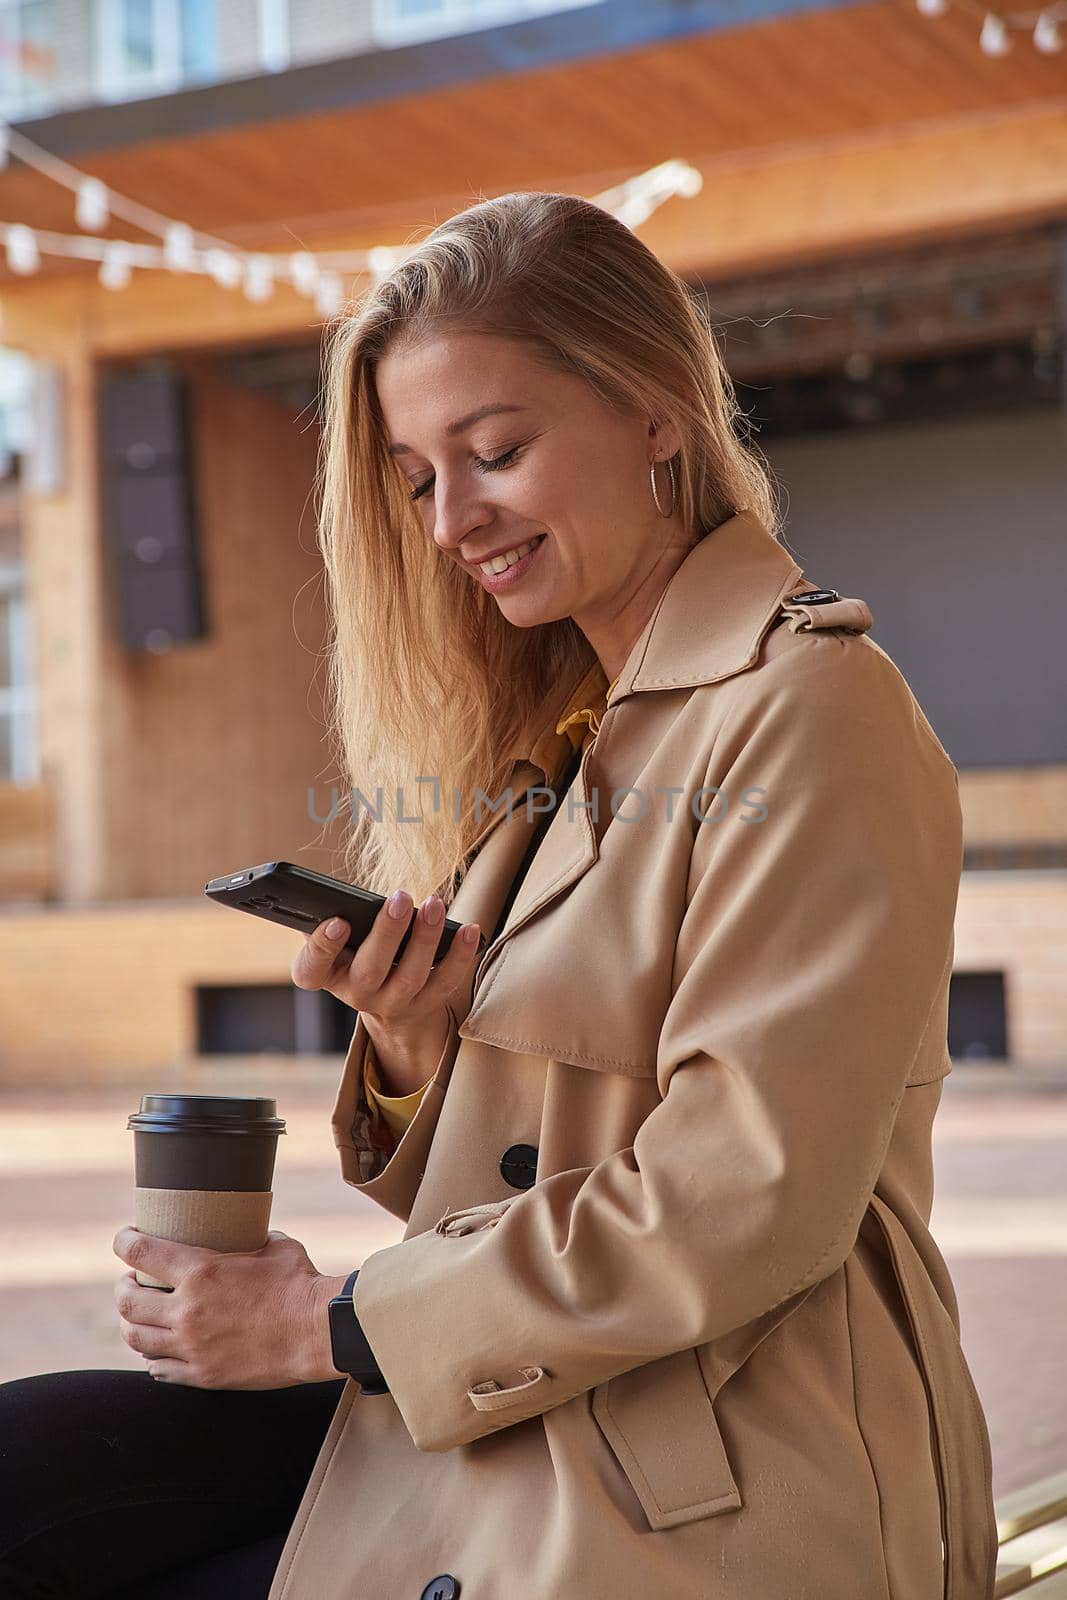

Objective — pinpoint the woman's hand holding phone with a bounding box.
[290,890,482,1096]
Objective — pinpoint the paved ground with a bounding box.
[0,1063,1063,1503]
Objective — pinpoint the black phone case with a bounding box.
[204,861,474,966]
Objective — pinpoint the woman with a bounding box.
[0,191,997,1600]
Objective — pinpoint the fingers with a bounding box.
[112,1225,194,1288]
[292,890,482,1018]
[114,1270,173,1329]
[121,1320,181,1361]
[291,914,353,991]
[352,891,480,1018]
[291,891,418,997]
[363,893,456,1001]
[411,914,484,1013]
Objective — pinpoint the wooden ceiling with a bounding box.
[0,0,1064,346]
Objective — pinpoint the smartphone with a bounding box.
[204,861,479,966]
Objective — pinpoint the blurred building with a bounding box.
[0,0,1063,1083]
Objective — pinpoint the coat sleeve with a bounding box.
[364,1041,435,1142]
[332,1006,463,1223]
[350,633,965,1451]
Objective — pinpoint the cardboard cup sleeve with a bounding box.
[132,1186,274,1289]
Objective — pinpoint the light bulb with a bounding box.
[367,246,398,276]
[314,272,344,317]
[5,225,40,275]
[979,12,1011,52]
[1033,11,1062,49]
[243,254,274,302]
[76,178,110,231]
[289,251,319,295]
[163,222,196,271]
[99,243,132,290]
[204,249,242,288]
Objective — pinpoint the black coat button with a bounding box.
[500,1143,538,1189]
[420,1578,460,1600]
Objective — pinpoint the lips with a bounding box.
[475,533,547,590]
[472,534,546,574]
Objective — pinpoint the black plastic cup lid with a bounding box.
[127,1094,286,1136]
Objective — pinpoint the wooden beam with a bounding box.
[646,100,1067,277]
[12,0,870,158]
[1,100,1064,360]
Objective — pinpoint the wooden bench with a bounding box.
[995,1471,1067,1596]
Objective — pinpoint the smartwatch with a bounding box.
[328,1269,390,1393]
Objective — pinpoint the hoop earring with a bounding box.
[650,455,677,519]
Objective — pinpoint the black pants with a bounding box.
[0,1367,347,1599]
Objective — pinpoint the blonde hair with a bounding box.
[317,189,782,908]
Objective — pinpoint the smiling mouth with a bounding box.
[473,534,546,575]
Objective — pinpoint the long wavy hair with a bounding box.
[316,189,782,908]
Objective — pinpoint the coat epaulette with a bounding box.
[775,586,874,636]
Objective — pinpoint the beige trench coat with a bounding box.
[268,510,997,1600]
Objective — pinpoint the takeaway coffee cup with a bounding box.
[126,1094,286,1290]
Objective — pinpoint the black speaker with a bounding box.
[99,363,208,651]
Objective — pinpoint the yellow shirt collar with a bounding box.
[555,663,618,751]
[516,661,619,781]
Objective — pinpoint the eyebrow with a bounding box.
[387,403,529,457]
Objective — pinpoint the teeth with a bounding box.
[479,536,542,575]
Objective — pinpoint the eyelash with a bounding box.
[409,446,522,503]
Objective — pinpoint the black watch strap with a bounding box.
[328,1268,389,1393]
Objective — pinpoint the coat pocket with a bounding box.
[591,1346,742,1531]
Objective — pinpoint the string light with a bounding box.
[314,272,345,317]
[367,245,403,279]
[980,11,1012,49]
[163,221,196,272]
[1033,10,1063,46]
[243,253,274,302]
[75,177,109,231]
[0,117,701,319]
[5,224,39,275]
[204,248,243,289]
[99,241,132,290]
[917,0,1067,51]
[288,250,319,296]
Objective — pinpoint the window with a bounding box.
[0,1,56,116]
[0,566,34,784]
[256,0,289,73]
[948,972,1008,1062]
[196,983,354,1054]
[95,0,218,102]
[374,0,603,49]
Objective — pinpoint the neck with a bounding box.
[580,530,698,683]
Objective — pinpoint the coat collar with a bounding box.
[505,509,802,777]
[613,506,802,695]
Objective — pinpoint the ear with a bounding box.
[647,414,682,462]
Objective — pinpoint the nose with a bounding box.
[428,474,492,559]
